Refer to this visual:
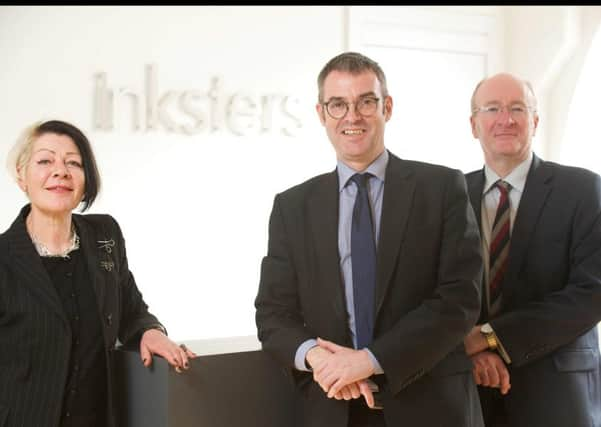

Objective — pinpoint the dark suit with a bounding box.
[466,154,601,427]
[256,151,485,427]
[0,205,164,427]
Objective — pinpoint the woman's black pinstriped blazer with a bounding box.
[0,204,165,427]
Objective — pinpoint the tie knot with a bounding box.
[496,180,511,195]
[350,173,371,189]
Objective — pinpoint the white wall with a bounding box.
[550,7,601,164]
[2,6,599,342]
[0,5,345,340]
[558,9,601,174]
[504,6,601,161]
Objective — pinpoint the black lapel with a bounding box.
[73,214,107,309]
[306,170,348,322]
[504,154,552,294]
[375,153,416,317]
[6,205,68,326]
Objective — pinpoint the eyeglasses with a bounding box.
[472,103,535,119]
[323,96,380,119]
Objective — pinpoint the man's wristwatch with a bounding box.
[480,323,498,351]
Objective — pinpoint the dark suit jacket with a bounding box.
[256,151,485,427]
[0,205,164,427]
[466,154,601,427]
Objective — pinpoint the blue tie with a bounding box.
[350,173,377,349]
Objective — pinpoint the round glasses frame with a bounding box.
[322,97,380,120]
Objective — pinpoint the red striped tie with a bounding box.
[489,180,511,314]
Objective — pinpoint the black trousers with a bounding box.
[478,386,509,427]
[348,399,386,427]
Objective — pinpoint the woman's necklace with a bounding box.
[31,225,80,258]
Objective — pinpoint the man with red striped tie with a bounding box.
[463,72,601,427]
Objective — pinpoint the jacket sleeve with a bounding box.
[491,171,601,366]
[255,194,315,370]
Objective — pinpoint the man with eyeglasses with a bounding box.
[464,72,601,427]
[255,51,485,427]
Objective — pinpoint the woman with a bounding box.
[0,120,196,427]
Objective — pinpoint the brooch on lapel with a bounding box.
[98,239,116,254]
[100,260,115,272]
[98,238,116,272]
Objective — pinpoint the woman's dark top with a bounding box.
[41,246,107,427]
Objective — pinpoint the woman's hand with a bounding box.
[139,328,198,373]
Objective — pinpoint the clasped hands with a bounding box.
[140,328,198,373]
[306,337,377,408]
[464,326,511,395]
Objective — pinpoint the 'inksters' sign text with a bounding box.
[93,65,303,137]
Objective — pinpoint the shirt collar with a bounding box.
[483,151,533,195]
[337,149,389,192]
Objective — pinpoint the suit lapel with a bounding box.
[73,215,106,309]
[306,171,348,323]
[375,154,416,317]
[504,155,552,294]
[7,205,68,326]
